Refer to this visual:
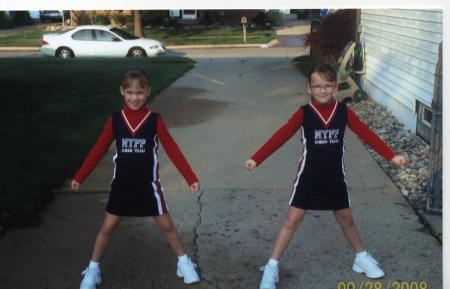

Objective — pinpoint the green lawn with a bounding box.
[0,57,194,228]
[0,25,57,47]
[133,26,276,45]
[0,25,276,47]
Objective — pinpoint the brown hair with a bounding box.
[308,64,337,83]
[120,69,150,89]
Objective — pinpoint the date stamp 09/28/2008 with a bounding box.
[337,281,429,289]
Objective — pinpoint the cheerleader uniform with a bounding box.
[251,99,396,210]
[73,105,198,216]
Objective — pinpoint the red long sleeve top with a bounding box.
[251,99,396,166]
[73,105,198,186]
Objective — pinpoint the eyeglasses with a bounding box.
[309,85,336,92]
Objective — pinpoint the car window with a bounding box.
[72,30,94,41]
[110,28,138,40]
[94,30,118,41]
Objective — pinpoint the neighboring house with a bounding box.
[169,10,197,21]
[169,10,262,25]
[29,11,40,19]
[359,9,442,142]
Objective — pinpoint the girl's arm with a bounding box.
[156,115,199,188]
[346,107,397,161]
[72,116,115,187]
[249,108,303,167]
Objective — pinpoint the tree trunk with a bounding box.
[134,10,143,37]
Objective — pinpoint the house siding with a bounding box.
[359,9,442,132]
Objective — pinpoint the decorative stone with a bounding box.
[349,100,429,210]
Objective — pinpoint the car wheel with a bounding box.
[56,47,74,59]
[129,47,146,58]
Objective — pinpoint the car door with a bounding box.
[93,29,128,57]
[70,29,96,57]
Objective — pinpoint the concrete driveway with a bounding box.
[0,47,442,289]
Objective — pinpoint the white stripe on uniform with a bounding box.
[342,133,350,207]
[151,134,163,215]
[289,127,307,205]
[111,150,118,183]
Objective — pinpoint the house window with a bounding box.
[181,10,197,20]
[416,101,432,144]
[170,10,181,18]
[422,105,432,128]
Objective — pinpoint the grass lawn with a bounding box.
[0,57,194,228]
[0,25,276,47]
[132,26,276,45]
[0,25,54,47]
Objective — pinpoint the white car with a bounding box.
[40,25,165,58]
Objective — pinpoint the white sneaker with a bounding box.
[177,257,200,284]
[259,264,279,289]
[352,252,385,279]
[80,267,101,289]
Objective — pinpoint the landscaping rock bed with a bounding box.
[348,100,430,211]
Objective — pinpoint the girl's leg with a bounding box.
[333,208,364,253]
[270,206,307,261]
[90,212,121,261]
[154,213,185,256]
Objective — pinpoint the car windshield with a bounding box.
[110,28,139,40]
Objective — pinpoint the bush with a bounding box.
[10,11,34,26]
[0,11,14,29]
[266,10,284,26]
[293,55,319,76]
[251,11,268,27]
[94,14,110,25]
[141,11,168,27]
[305,9,357,64]
[199,10,214,26]
[112,13,132,26]
[252,10,284,28]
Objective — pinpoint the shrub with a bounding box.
[305,9,357,64]
[293,55,320,76]
[266,10,284,26]
[112,13,132,26]
[141,11,168,27]
[94,14,110,25]
[252,10,284,28]
[10,11,34,26]
[199,10,214,26]
[252,11,266,27]
[0,11,14,29]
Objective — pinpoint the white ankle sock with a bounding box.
[356,251,368,258]
[89,261,100,270]
[268,258,279,267]
[178,254,189,263]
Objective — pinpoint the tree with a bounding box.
[134,10,143,37]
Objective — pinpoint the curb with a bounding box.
[0,40,279,52]
[167,39,279,49]
[0,47,40,51]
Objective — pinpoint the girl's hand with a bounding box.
[245,159,257,171]
[391,155,408,166]
[71,179,80,192]
[190,182,200,193]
